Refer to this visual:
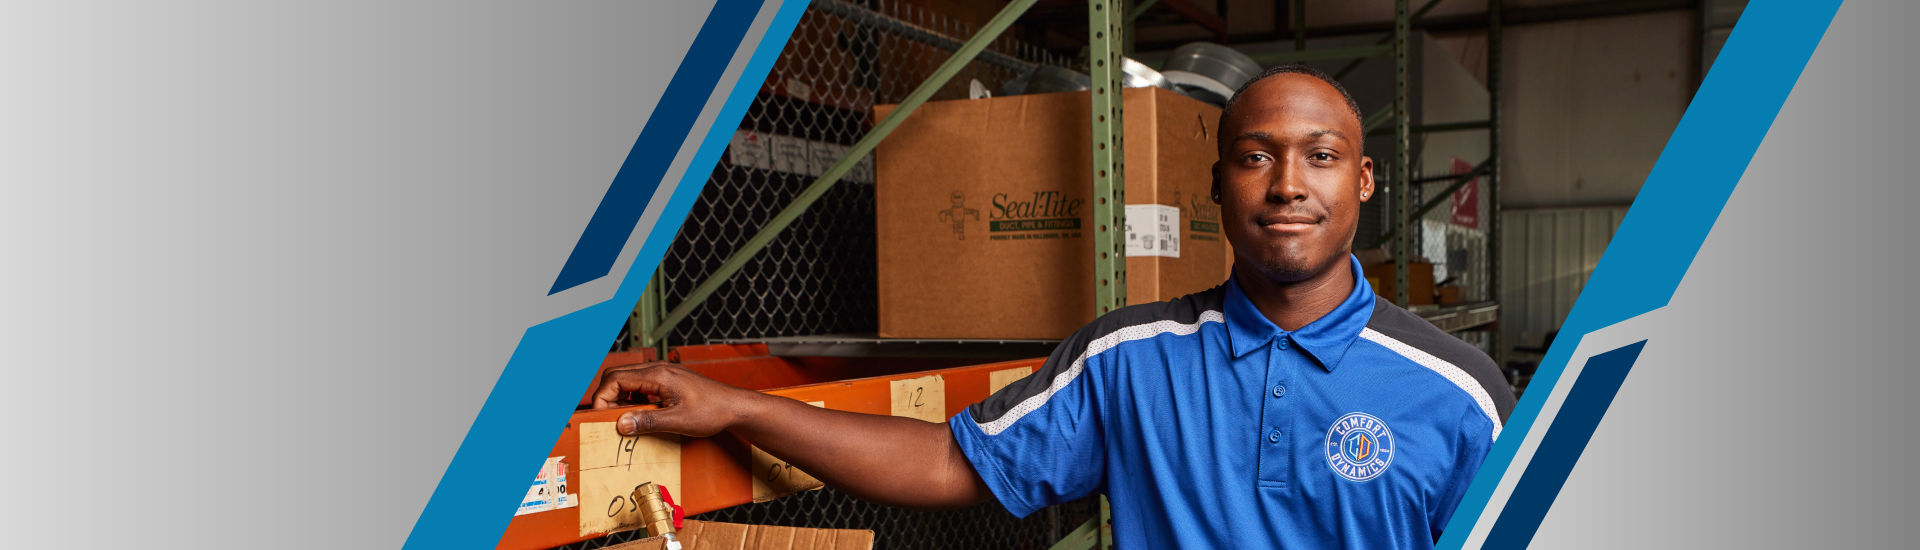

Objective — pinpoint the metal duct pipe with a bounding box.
[813,0,1037,74]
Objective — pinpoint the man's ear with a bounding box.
[1358,156,1376,202]
[1210,161,1223,203]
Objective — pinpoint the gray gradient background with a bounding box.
[1500,0,1920,546]
[0,1,777,547]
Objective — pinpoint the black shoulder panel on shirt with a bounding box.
[966,283,1228,424]
[1365,299,1516,422]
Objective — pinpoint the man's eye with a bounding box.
[1243,153,1272,163]
[1309,152,1335,162]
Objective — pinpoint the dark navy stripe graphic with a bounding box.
[1482,340,1647,549]
[547,0,767,295]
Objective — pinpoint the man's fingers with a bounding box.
[591,367,670,409]
[592,362,726,437]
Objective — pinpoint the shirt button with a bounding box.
[1276,338,1290,350]
[1268,429,1282,443]
[1272,384,1287,397]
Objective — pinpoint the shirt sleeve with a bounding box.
[1432,405,1497,538]
[948,324,1109,518]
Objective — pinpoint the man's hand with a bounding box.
[591,362,763,438]
[582,360,994,510]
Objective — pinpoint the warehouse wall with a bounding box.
[1498,206,1626,359]
[1498,11,1692,207]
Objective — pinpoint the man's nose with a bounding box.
[1267,160,1308,203]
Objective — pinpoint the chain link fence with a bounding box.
[615,0,1070,351]
[1415,165,1495,355]
[596,2,1094,548]
[562,487,1096,550]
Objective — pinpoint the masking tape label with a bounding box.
[577,422,681,536]
[889,375,946,423]
[750,401,827,502]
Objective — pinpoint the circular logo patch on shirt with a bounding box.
[1325,412,1395,482]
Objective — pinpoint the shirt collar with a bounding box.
[1224,254,1377,371]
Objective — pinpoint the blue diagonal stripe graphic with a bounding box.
[402,0,805,546]
[547,0,767,295]
[1437,1,1841,547]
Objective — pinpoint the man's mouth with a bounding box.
[1258,212,1323,232]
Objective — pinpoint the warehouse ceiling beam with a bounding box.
[1135,0,1225,42]
[648,0,1043,344]
[1366,118,1492,137]
[1246,44,1390,67]
[1135,0,1690,51]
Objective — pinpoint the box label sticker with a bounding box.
[577,422,682,536]
[750,401,827,502]
[1125,204,1181,258]
[988,367,1034,394]
[890,375,947,423]
[516,456,577,516]
[768,134,809,175]
[784,78,813,102]
[729,130,772,171]
[807,142,848,178]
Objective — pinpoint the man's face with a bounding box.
[1212,74,1374,283]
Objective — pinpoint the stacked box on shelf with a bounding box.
[874,87,1230,339]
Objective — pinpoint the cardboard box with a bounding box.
[874,87,1229,339]
[605,520,873,550]
[1364,261,1436,306]
[1436,284,1464,305]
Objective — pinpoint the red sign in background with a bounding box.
[1450,157,1480,228]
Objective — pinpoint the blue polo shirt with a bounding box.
[949,255,1515,548]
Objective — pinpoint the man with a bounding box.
[591,65,1514,548]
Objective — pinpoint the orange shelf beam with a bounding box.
[499,354,1043,550]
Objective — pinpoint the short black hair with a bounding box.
[1217,64,1366,154]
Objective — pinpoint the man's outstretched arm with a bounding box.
[590,362,994,510]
